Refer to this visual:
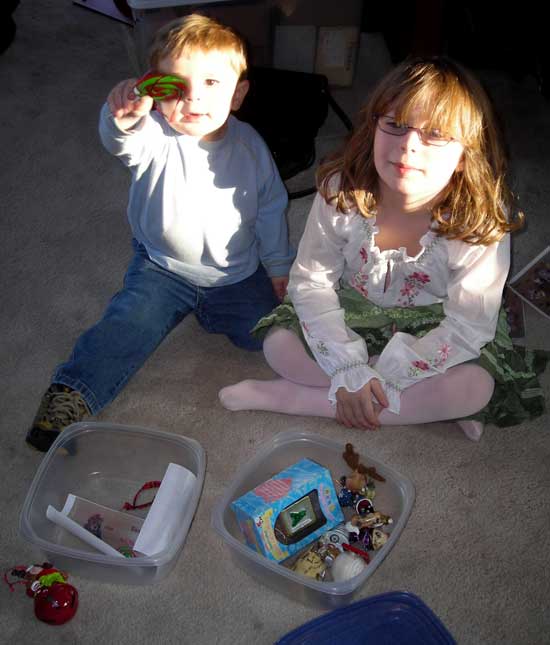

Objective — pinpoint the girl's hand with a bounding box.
[107,79,154,125]
[335,380,389,430]
[271,276,289,302]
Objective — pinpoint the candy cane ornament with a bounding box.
[134,72,187,101]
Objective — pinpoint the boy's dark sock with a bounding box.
[26,384,90,452]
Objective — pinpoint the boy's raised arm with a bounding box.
[107,79,153,132]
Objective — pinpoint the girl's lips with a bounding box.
[392,162,421,175]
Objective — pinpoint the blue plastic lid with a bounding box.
[276,591,456,644]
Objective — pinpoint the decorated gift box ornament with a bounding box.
[231,459,344,563]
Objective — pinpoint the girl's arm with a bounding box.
[373,234,511,413]
[288,194,384,405]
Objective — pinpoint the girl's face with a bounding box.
[156,49,248,141]
[373,107,465,209]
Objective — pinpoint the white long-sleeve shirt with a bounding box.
[99,105,294,286]
[288,192,510,413]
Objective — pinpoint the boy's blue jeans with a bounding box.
[53,240,278,414]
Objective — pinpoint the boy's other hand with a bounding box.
[271,276,288,302]
[107,79,153,126]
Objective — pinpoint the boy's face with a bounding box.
[155,49,248,141]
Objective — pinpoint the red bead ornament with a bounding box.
[33,582,79,625]
[4,563,79,625]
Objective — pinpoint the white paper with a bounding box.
[133,462,197,556]
[60,494,143,550]
[46,505,125,558]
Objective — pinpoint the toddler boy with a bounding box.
[27,14,294,451]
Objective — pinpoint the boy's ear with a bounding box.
[231,80,249,111]
[456,153,465,173]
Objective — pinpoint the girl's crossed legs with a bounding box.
[219,327,494,441]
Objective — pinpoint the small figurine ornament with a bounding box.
[337,486,354,507]
[355,496,375,516]
[4,563,79,625]
[316,542,341,566]
[348,512,393,530]
[318,524,350,551]
[342,443,385,493]
[292,548,327,581]
[370,528,389,550]
[330,551,367,582]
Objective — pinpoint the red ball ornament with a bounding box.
[33,582,79,625]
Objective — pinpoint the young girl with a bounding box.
[220,57,547,440]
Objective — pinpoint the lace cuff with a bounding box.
[328,363,384,404]
[327,364,403,415]
[381,380,402,415]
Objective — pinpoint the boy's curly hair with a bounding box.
[148,13,248,80]
[317,57,523,245]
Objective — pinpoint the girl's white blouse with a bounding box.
[288,193,511,413]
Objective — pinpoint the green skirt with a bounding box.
[252,287,549,427]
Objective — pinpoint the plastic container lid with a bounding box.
[275,591,456,644]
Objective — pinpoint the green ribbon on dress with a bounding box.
[252,287,549,427]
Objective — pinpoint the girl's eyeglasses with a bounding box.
[375,114,456,147]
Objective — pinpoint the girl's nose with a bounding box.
[400,128,422,151]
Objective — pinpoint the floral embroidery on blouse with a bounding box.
[302,321,329,356]
[407,343,451,377]
[350,246,370,298]
[398,271,431,306]
[316,340,329,356]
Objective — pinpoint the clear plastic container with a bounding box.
[211,431,415,608]
[20,422,205,585]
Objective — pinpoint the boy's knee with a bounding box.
[228,333,263,351]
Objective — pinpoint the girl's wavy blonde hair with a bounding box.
[149,14,248,79]
[318,57,523,245]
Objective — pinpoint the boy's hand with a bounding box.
[271,276,288,302]
[335,380,389,430]
[107,79,154,129]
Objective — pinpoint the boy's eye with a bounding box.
[205,79,219,86]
